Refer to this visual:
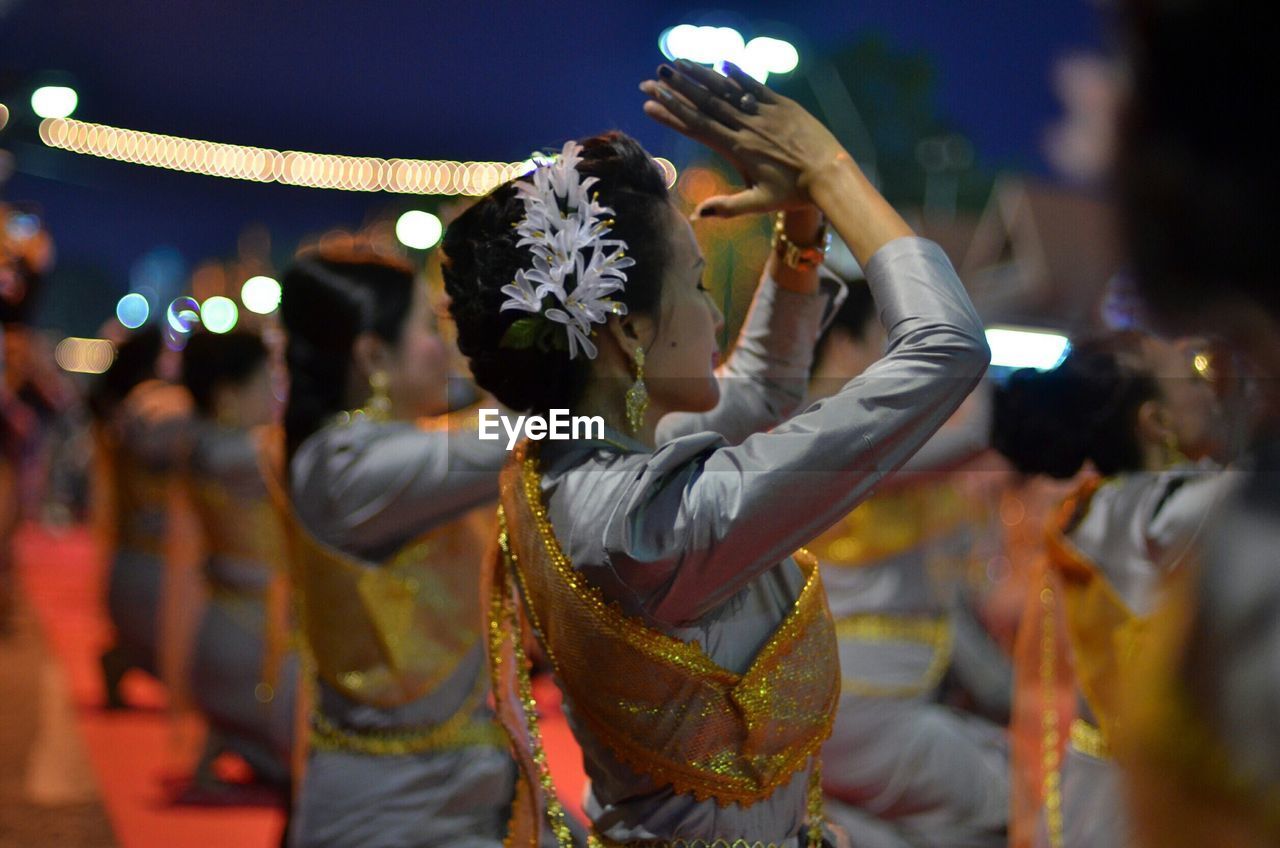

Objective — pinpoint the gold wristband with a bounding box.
[772,212,831,271]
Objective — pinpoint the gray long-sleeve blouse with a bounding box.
[533,237,991,843]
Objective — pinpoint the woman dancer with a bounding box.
[1111,2,1279,844]
[992,333,1228,848]
[89,325,193,708]
[443,61,989,846]
[806,280,1007,848]
[280,250,514,846]
[178,329,297,795]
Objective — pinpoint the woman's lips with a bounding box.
[711,351,721,369]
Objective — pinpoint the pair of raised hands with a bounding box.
[640,59,848,220]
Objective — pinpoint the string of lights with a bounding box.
[37,118,677,196]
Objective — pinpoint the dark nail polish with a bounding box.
[658,65,673,79]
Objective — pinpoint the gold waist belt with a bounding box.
[588,837,798,848]
[834,612,949,644]
[1068,718,1110,760]
[309,708,505,756]
[834,613,952,699]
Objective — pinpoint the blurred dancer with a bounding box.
[88,326,193,707]
[178,329,296,797]
[1,204,58,633]
[1111,3,1280,845]
[279,251,514,847]
[992,333,1229,848]
[807,279,1008,848]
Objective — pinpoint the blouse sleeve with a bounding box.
[601,238,991,624]
[654,272,843,447]
[291,416,508,555]
[890,378,993,480]
[1146,466,1235,569]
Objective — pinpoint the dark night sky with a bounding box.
[0,0,1104,331]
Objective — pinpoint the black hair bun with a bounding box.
[993,336,1158,478]
[443,131,669,414]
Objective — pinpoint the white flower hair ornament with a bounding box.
[498,141,634,360]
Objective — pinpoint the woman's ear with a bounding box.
[603,313,656,360]
[1136,399,1173,447]
[351,332,391,382]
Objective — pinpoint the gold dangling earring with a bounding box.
[624,346,649,435]
[1163,431,1186,468]
[362,370,392,422]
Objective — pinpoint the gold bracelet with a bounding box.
[772,212,831,271]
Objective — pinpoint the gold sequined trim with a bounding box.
[587,771,823,848]
[835,613,952,699]
[1040,581,1064,848]
[1068,718,1110,760]
[308,678,505,756]
[492,510,576,847]
[588,838,789,848]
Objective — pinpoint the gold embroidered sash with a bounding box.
[808,483,971,567]
[189,475,286,572]
[259,426,491,710]
[1045,478,1148,749]
[108,450,170,557]
[488,441,838,846]
[290,503,490,709]
[1118,564,1280,845]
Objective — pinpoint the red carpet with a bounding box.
[16,522,589,846]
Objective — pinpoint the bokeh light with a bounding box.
[54,337,115,374]
[39,117,531,196]
[395,210,443,250]
[167,296,201,333]
[659,25,798,83]
[241,275,281,314]
[30,85,78,119]
[653,157,678,189]
[0,103,9,132]
[115,293,150,329]
[201,296,238,333]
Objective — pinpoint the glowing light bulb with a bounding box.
[116,293,150,329]
[241,275,281,314]
[395,210,443,250]
[31,86,78,120]
[201,296,238,333]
